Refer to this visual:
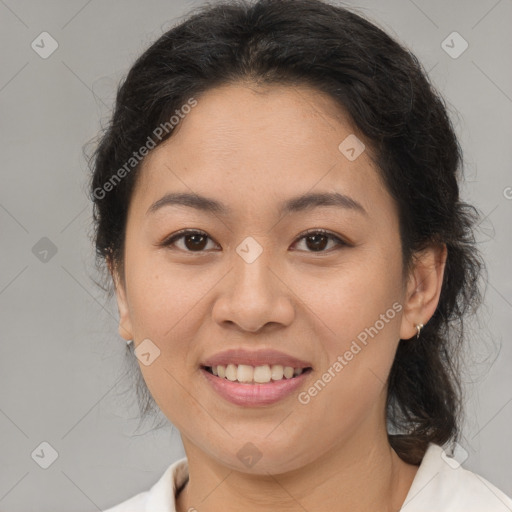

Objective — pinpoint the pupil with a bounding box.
[186,234,207,250]
[307,234,327,251]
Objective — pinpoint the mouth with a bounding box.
[200,364,313,406]
[202,364,313,384]
[199,348,314,406]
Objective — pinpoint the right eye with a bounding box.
[159,229,219,252]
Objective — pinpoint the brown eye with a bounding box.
[292,229,347,253]
[182,232,209,251]
[304,233,329,251]
[161,230,218,252]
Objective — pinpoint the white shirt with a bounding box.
[102,443,512,511]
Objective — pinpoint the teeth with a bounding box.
[237,364,254,383]
[207,364,307,384]
[271,364,284,380]
[253,365,271,383]
[283,366,294,379]
[225,364,237,381]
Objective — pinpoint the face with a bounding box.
[112,83,440,474]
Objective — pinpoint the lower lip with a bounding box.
[201,367,312,407]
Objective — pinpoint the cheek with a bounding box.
[293,243,403,345]
[291,247,403,408]
[294,294,401,450]
[125,248,208,342]
[124,255,207,398]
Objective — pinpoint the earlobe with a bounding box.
[108,257,134,342]
[116,286,134,341]
[399,243,448,340]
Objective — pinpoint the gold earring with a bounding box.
[416,323,424,339]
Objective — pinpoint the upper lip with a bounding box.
[201,348,313,369]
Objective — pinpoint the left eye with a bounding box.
[293,229,347,252]
[160,229,347,253]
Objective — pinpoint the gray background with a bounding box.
[0,0,511,511]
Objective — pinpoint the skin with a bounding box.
[110,82,447,512]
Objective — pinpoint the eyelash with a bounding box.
[159,228,349,254]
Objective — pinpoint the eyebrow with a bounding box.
[146,191,368,217]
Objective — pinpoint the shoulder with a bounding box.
[101,457,189,512]
[401,443,512,512]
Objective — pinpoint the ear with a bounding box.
[107,256,133,342]
[399,243,448,340]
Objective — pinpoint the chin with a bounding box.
[204,437,315,475]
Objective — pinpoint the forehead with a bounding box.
[161,82,363,157]
[132,82,392,222]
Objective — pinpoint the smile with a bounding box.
[201,365,313,406]
[203,363,312,384]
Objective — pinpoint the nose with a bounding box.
[211,246,295,333]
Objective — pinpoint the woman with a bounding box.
[88,0,512,510]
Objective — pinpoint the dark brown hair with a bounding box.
[87,0,486,465]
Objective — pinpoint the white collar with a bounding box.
[144,456,188,511]
[401,443,512,511]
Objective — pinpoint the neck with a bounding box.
[176,421,419,512]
